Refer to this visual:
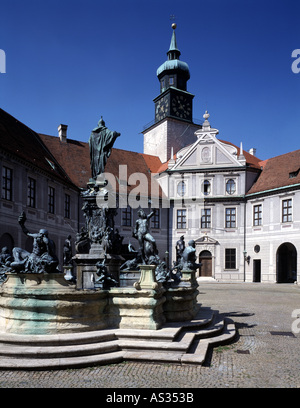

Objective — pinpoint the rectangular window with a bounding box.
[27,177,36,208]
[48,186,55,214]
[225,248,236,269]
[122,207,132,226]
[282,199,292,223]
[151,209,160,229]
[64,194,71,218]
[2,166,12,201]
[253,204,262,226]
[177,209,186,229]
[225,208,236,228]
[201,208,211,229]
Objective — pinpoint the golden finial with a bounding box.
[170,14,177,29]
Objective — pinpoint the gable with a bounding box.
[171,132,242,170]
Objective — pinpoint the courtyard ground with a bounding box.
[0,282,299,389]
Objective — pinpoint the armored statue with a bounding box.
[89,116,120,182]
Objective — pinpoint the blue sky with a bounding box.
[0,0,299,161]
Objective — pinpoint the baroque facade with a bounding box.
[0,26,299,282]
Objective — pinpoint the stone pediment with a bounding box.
[195,235,219,245]
[169,111,245,171]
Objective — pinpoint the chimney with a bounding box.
[248,148,256,156]
[58,124,68,143]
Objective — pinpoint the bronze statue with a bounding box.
[0,247,13,266]
[63,235,73,266]
[89,117,120,181]
[176,235,185,262]
[10,212,59,273]
[181,240,201,271]
[94,259,118,289]
[132,209,158,264]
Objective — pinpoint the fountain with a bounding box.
[0,117,235,369]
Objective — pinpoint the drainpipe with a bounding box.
[167,202,170,270]
[243,198,246,282]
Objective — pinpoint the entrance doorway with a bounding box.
[253,259,261,282]
[199,250,212,277]
[276,243,297,283]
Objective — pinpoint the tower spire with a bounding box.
[168,23,181,60]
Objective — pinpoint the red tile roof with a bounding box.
[219,140,262,169]
[3,107,297,199]
[0,109,75,187]
[40,134,91,189]
[247,149,300,195]
[40,134,164,198]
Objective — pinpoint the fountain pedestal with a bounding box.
[108,265,166,330]
[163,269,200,322]
[0,273,108,335]
[74,249,123,290]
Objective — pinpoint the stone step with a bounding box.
[119,332,196,353]
[0,351,125,369]
[0,330,117,347]
[0,340,120,359]
[118,320,236,365]
[191,316,225,339]
[206,320,236,347]
[123,350,184,364]
[181,319,236,365]
[164,308,214,330]
[0,316,236,369]
[115,327,181,342]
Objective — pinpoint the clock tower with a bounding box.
[154,23,194,123]
[143,24,201,163]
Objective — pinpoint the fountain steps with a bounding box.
[0,310,236,369]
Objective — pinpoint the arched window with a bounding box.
[203,180,211,196]
[226,179,236,195]
[177,181,186,197]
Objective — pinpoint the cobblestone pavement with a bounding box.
[0,282,299,388]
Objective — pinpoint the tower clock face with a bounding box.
[171,95,191,120]
[155,95,169,121]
